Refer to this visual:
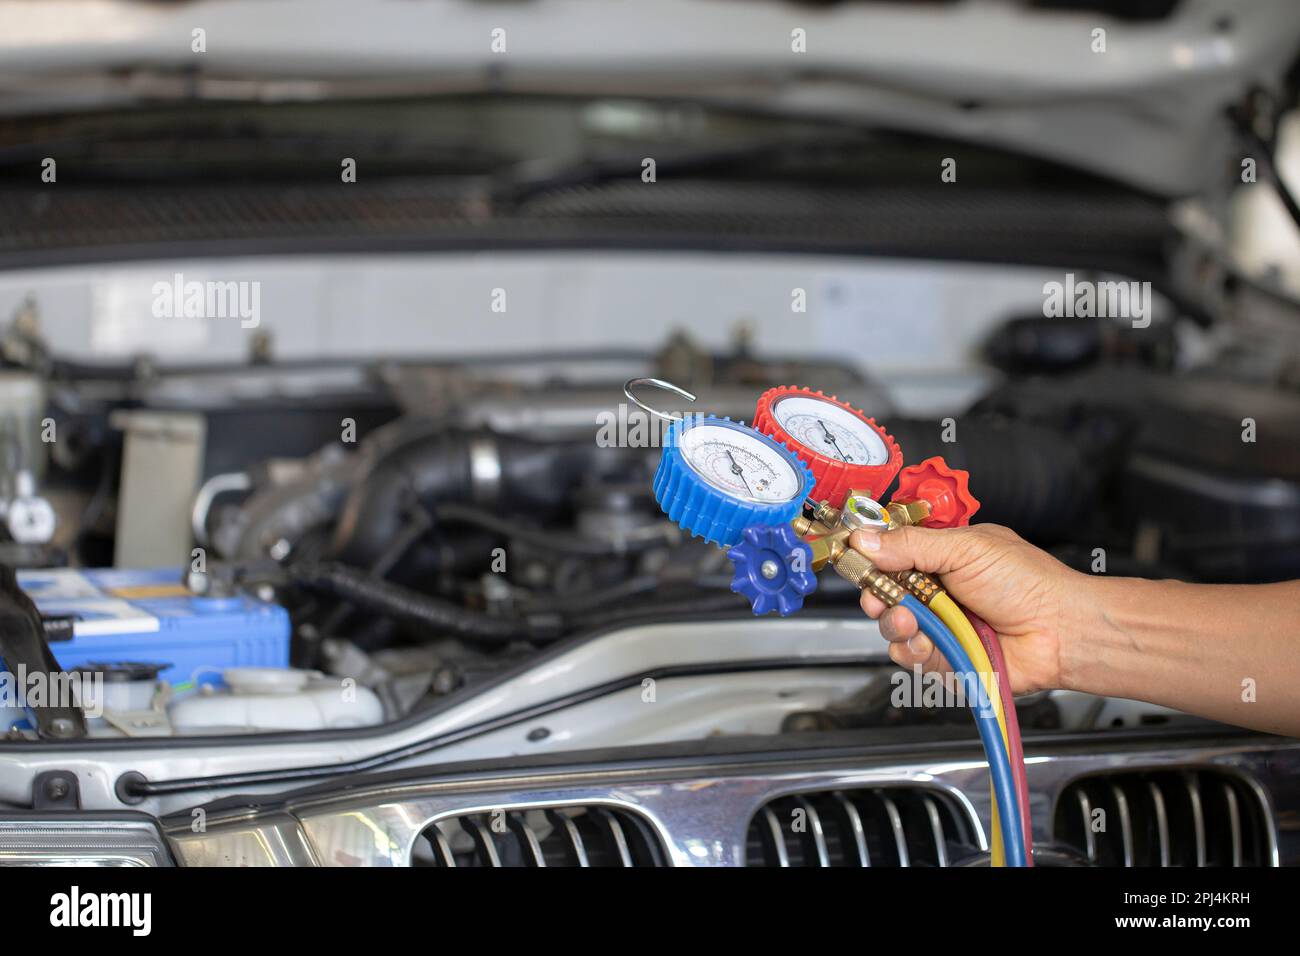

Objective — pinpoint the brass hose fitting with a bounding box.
[832,548,906,606]
[885,499,931,528]
[892,569,942,605]
[810,501,841,527]
[806,527,851,572]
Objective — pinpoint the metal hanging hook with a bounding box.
[623,377,697,424]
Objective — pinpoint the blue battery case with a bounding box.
[15,567,290,686]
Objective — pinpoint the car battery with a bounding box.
[15,567,290,686]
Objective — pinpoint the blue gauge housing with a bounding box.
[653,415,815,547]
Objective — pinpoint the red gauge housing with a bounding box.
[893,457,981,528]
[752,386,903,507]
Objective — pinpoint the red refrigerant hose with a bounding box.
[963,605,1034,865]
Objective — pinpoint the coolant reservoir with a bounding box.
[168,668,383,733]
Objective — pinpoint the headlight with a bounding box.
[0,815,174,867]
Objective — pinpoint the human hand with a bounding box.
[850,524,1089,695]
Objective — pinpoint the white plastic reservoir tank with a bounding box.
[168,668,384,733]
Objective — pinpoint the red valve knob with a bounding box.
[752,386,903,507]
[892,457,981,528]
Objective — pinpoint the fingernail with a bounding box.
[854,530,881,552]
[908,636,931,656]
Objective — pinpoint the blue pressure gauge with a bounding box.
[653,416,814,547]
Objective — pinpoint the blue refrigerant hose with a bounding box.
[900,593,1028,867]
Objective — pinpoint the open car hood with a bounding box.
[0,0,1297,198]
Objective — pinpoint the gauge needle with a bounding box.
[725,449,756,497]
[817,418,852,462]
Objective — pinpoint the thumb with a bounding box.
[848,525,984,575]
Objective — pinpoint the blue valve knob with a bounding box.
[653,415,814,548]
[726,524,817,616]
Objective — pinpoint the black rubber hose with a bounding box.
[290,562,560,643]
[434,501,660,557]
[290,563,745,644]
[210,416,442,560]
[330,431,596,568]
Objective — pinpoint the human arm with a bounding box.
[850,525,1300,737]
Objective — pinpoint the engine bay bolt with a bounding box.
[431,667,460,695]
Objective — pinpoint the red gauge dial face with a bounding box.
[752,387,903,506]
[769,394,892,467]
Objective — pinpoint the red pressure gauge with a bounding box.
[752,386,903,507]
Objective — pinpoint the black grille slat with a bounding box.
[546,809,590,867]
[754,806,791,867]
[1185,773,1208,868]
[416,806,665,868]
[745,788,977,867]
[831,791,871,866]
[1110,782,1134,867]
[878,792,910,867]
[1054,770,1273,867]
[506,814,547,867]
[461,815,503,867]
[795,797,831,867]
[425,825,458,867]
[592,808,634,868]
[1069,788,1098,862]
[1221,781,1244,867]
[921,796,950,868]
[1148,779,1171,866]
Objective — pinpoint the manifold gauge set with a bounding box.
[628,379,1033,868]
[629,380,980,616]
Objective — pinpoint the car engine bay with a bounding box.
[1,316,1295,742]
[0,290,1297,866]
[0,0,1297,871]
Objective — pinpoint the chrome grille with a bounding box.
[414,806,666,867]
[745,788,979,867]
[1053,769,1275,866]
[164,737,1300,867]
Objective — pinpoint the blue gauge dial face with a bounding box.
[678,423,803,503]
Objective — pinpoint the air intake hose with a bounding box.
[330,430,596,568]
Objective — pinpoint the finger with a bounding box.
[888,637,954,674]
[859,590,887,618]
[849,525,981,575]
[887,635,938,669]
[878,605,919,642]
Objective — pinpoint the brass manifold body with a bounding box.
[791,492,941,608]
